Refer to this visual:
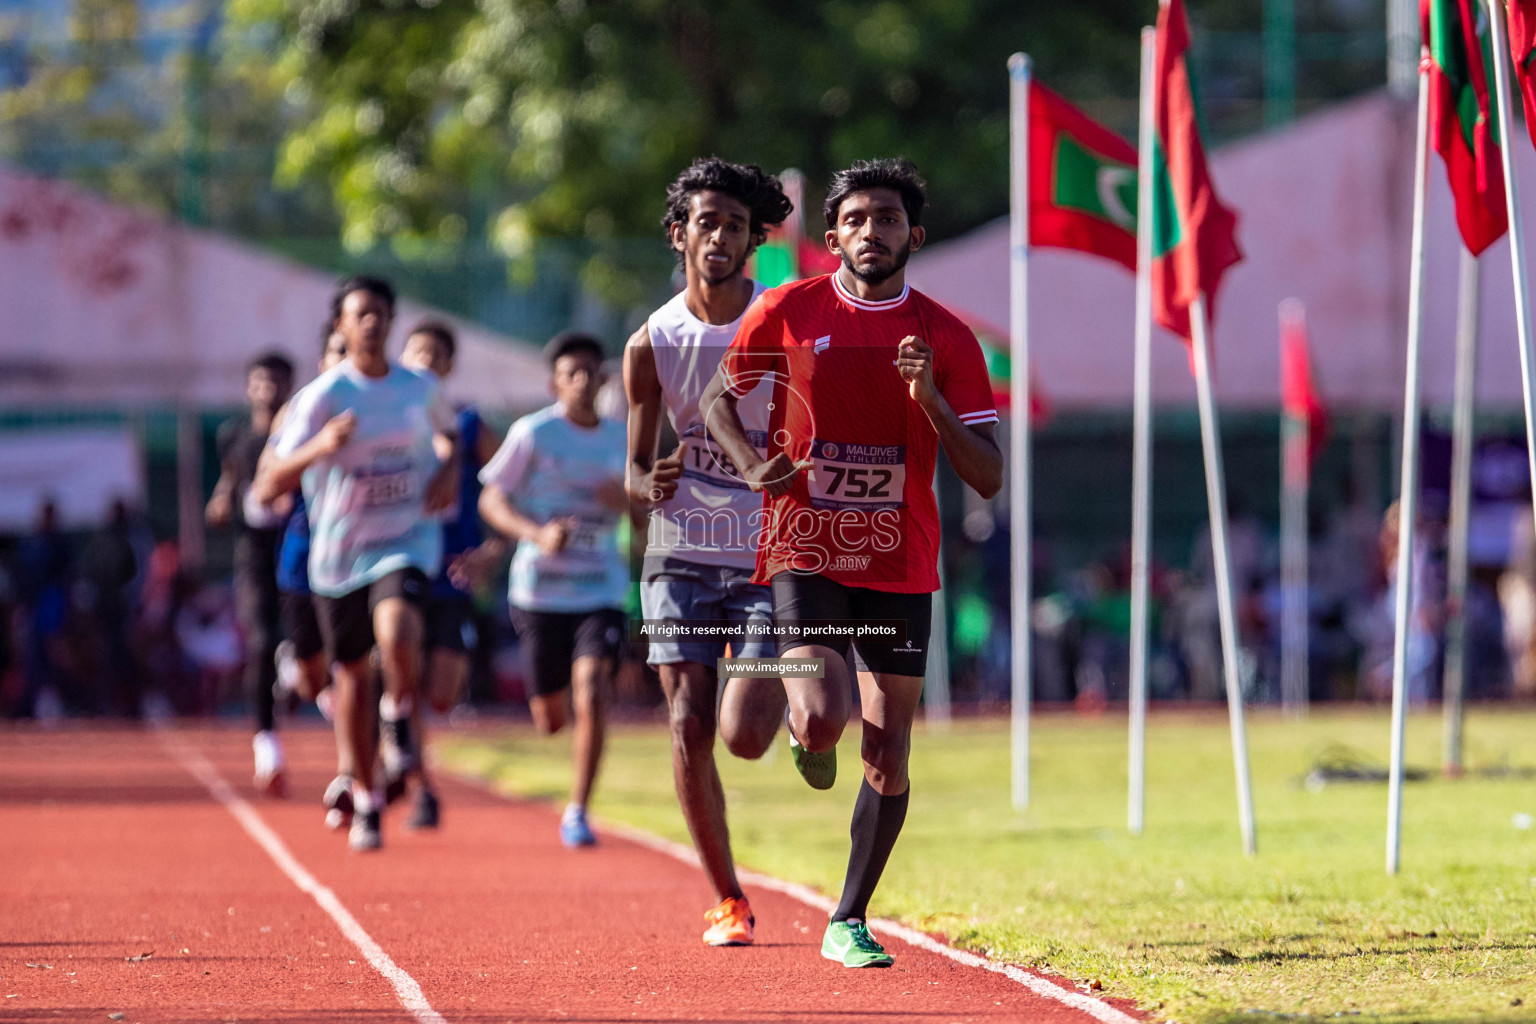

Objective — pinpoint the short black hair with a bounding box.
[330,275,396,325]
[662,158,793,262]
[248,351,294,380]
[823,158,927,229]
[407,319,457,361]
[544,331,605,369]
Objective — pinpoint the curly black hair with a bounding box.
[661,158,793,264]
[823,158,927,229]
[329,275,396,326]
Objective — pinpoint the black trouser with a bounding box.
[234,530,282,733]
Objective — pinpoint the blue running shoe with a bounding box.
[559,808,596,848]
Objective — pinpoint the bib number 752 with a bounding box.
[819,465,892,499]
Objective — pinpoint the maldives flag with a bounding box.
[1030,83,1138,271]
[1425,0,1507,255]
[1279,300,1329,469]
[970,317,1052,424]
[1152,0,1243,342]
[1509,0,1536,152]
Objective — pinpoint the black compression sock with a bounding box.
[831,779,910,923]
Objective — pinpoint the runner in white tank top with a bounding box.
[623,159,793,947]
[644,280,769,570]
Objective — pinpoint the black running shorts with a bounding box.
[769,571,932,677]
[314,568,430,665]
[425,596,476,656]
[280,591,324,662]
[510,607,625,697]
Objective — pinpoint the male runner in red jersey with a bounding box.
[699,158,1003,968]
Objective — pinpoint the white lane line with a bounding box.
[598,819,1145,1024]
[159,731,447,1024]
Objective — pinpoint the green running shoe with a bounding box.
[787,708,836,790]
[821,919,894,968]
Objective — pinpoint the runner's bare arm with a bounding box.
[623,322,683,506]
[698,366,804,497]
[897,336,1003,499]
[478,486,572,555]
[253,411,357,504]
[205,462,236,527]
[424,430,460,513]
[475,418,502,468]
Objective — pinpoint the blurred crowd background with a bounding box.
[8,0,1533,720]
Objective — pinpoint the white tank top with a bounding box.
[646,281,769,570]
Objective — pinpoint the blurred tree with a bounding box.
[228,0,1146,304]
[0,0,337,238]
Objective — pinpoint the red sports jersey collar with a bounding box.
[831,272,911,312]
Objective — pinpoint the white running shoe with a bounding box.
[252,730,287,798]
[274,640,302,698]
[315,686,335,723]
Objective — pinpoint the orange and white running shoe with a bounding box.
[702,896,755,946]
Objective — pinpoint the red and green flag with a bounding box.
[1425,0,1507,255]
[970,318,1051,424]
[1152,0,1243,343]
[1508,0,1536,153]
[1280,302,1329,470]
[1029,83,1139,270]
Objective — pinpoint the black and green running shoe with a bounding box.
[821,919,894,968]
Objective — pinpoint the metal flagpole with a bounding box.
[1189,293,1258,857]
[1387,54,1432,876]
[1008,52,1033,810]
[927,465,953,731]
[1128,25,1157,836]
[1441,247,1479,775]
[1279,299,1310,716]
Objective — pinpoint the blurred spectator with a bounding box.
[1357,501,1444,703]
[79,498,143,715]
[14,500,70,720]
[176,582,244,715]
[1500,506,1536,697]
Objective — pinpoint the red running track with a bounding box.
[1,723,1145,1024]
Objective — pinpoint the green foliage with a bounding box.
[227,0,1146,299]
[446,709,1536,1023]
[0,0,338,237]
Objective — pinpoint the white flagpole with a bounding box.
[1189,293,1258,857]
[1128,25,1157,836]
[1008,52,1033,811]
[1441,247,1479,775]
[1279,299,1310,717]
[1387,54,1432,877]
[927,465,953,732]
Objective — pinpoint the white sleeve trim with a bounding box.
[958,410,1000,425]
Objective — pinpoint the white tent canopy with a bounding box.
[909,91,1536,412]
[0,167,550,410]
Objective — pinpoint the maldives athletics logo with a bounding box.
[821,442,840,460]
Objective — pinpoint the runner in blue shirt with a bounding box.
[393,320,505,830]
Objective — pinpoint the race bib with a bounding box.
[680,429,768,491]
[807,439,905,511]
[564,516,613,558]
[358,468,416,509]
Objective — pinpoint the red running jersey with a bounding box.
[721,273,998,593]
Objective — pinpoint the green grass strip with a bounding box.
[442,707,1536,1023]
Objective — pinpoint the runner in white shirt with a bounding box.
[623,158,792,946]
[479,332,629,849]
[257,276,458,851]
